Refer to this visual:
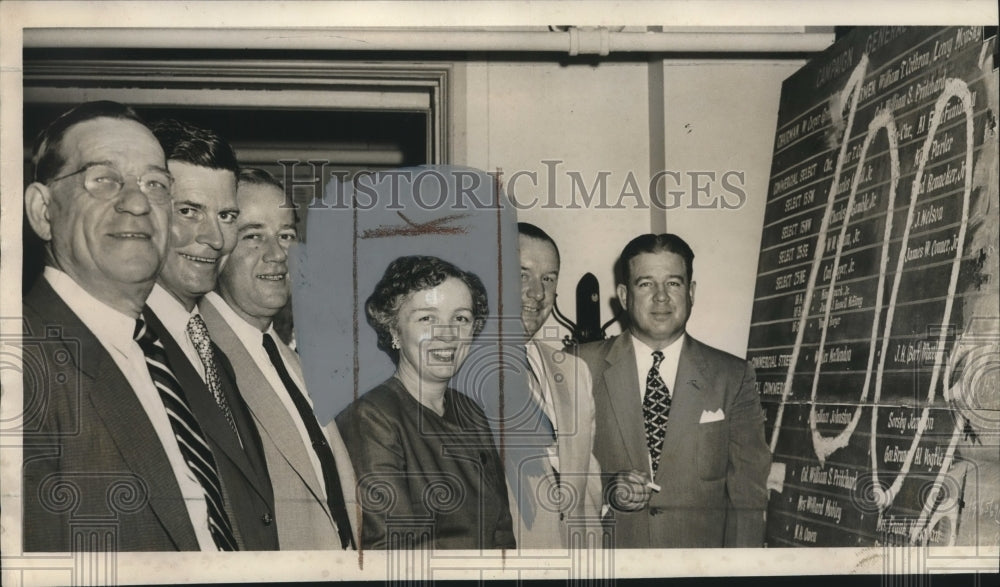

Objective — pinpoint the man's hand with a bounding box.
[607,470,653,512]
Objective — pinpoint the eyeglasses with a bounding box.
[48,163,173,204]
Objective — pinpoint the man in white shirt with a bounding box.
[514,222,603,548]
[577,233,771,548]
[21,101,214,550]
[142,119,278,550]
[199,168,358,549]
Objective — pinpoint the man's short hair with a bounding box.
[150,119,239,174]
[365,255,489,359]
[237,167,297,222]
[517,222,561,267]
[238,167,285,191]
[31,101,147,184]
[616,233,695,285]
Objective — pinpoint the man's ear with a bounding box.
[616,283,628,309]
[689,280,697,306]
[24,183,53,241]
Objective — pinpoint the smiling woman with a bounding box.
[335,255,515,550]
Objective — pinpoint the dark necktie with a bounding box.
[643,350,671,474]
[134,318,238,551]
[186,314,241,443]
[262,332,355,549]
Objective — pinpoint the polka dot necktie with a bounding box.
[186,314,240,442]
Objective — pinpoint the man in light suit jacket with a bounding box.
[200,168,358,550]
[143,119,278,550]
[514,223,603,548]
[577,233,770,548]
[22,101,208,550]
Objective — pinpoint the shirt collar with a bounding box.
[147,283,199,324]
[202,291,271,346]
[662,332,685,365]
[630,331,685,359]
[631,331,685,395]
[524,337,543,376]
[43,267,136,351]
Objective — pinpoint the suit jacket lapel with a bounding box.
[603,333,646,472]
[273,340,336,510]
[198,302,332,521]
[142,309,265,503]
[675,336,725,409]
[539,343,590,517]
[273,337,338,522]
[656,336,723,484]
[85,357,200,550]
[26,281,198,549]
[214,345,274,507]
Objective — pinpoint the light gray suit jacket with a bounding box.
[577,332,770,548]
[511,341,604,548]
[199,299,359,549]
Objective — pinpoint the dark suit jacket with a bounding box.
[577,332,770,548]
[22,279,200,551]
[142,309,278,551]
[336,378,515,550]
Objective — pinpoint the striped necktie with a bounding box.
[134,317,239,551]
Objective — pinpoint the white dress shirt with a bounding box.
[631,333,684,402]
[147,284,243,450]
[45,268,216,550]
[146,284,205,380]
[201,292,327,502]
[146,283,207,383]
[630,332,685,477]
[525,339,560,472]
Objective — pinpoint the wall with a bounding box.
[461,58,653,342]
[457,56,805,354]
[662,60,805,356]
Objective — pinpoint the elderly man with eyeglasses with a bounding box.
[20,101,243,552]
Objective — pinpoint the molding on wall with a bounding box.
[23,59,454,164]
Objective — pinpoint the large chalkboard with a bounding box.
[750,26,999,547]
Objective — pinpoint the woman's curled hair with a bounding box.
[365,255,489,357]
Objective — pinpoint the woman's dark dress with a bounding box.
[336,378,515,549]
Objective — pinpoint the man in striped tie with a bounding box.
[577,233,771,548]
[140,120,279,550]
[20,101,243,551]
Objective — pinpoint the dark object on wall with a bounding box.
[552,272,623,346]
[574,273,602,343]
